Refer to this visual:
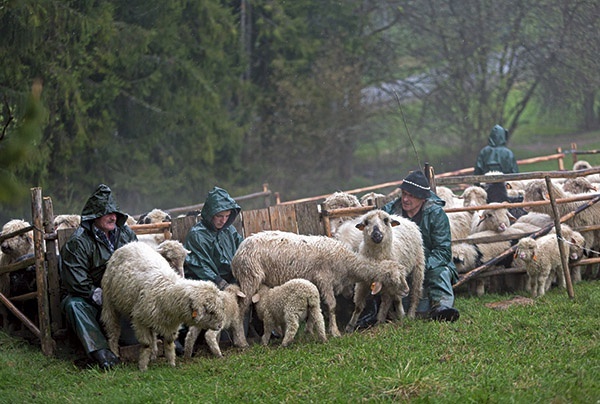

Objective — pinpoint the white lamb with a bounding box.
[184,284,248,358]
[101,241,225,371]
[513,235,567,297]
[251,279,327,347]
[340,210,425,332]
[231,230,409,337]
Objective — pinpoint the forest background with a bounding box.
[1,0,599,224]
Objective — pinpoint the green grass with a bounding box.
[2,281,599,403]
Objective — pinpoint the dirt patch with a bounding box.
[485,295,535,311]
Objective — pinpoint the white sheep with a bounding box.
[101,241,225,371]
[523,179,600,257]
[231,230,409,337]
[562,177,597,195]
[436,186,461,208]
[251,279,327,347]
[184,284,248,358]
[53,214,80,230]
[321,191,362,235]
[156,240,190,277]
[136,208,172,247]
[0,219,35,296]
[513,235,566,297]
[339,210,425,332]
[359,192,387,207]
[573,160,592,171]
[472,204,514,233]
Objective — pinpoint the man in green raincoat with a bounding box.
[382,170,460,322]
[60,184,138,370]
[473,124,519,175]
[183,186,243,288]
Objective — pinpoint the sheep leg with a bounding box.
[320,288,341,337]
[163,331,178,368]
[345,282,369,333]
[136,326,155,372]
[308,305,327,343]
[231,322,249,349]
[101,303,121,357]
[184,326,201,358]
[281,316,299,347]
[261,318,274,346]
[204,329,223,357]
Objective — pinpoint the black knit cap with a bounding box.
[400,170,431,199]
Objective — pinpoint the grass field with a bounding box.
[1,280,599,403]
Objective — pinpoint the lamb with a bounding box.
[471,204,513,234]
[513,235,567,297]
[251,279,327,347]
[340,210,425,332]
[156,240,190,277]
[101,241,225,371]
[523,179,600,257]
[231,230,409,337]
[184,284,248,358]
[321,191,362,235]
[461,185,488,208]
[359,192,387,207]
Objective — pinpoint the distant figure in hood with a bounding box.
[473,125,519,175]
[60,184,138,370]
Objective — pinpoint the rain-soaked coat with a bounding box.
[184,187,243,287]
[60,184,137,354]
[383,192,458,312]
[473,125,519,175]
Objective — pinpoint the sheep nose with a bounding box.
[370,227,383,244]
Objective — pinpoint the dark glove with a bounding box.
[217,279,229,290]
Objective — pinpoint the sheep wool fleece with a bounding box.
[184,187,243,285]
[383,192,458,313]
[60,184,138,354]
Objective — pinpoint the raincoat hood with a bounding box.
[200,187,241,231]
[488,125,508,147]
[80,184,128,228]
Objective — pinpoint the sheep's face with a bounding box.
[137,209,172,224]
[190,292,225,331]
[568,233,586,261]
[477,208,511,232]
[515,239,537,261]
[157,240,190,276]
[355,210,399,246]
[0,220,33,259]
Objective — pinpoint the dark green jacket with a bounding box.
[184,187,243,285]
[474,125,519,175]
[60,184,137,299]
[382,192,458,282]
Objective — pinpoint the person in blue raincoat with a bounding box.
[60,184,138,370]
[473,124,519,175]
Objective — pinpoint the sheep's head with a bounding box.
[476,205,514,233]
[355,210,399,245]
[137,208,172,224]
[0,219,33,259]
[514,238,537,261]
[157,240,190,277]
[189,282,225,331]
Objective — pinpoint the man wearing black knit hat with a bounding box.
[382,170,460,322]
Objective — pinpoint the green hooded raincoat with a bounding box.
[474,125,519,175]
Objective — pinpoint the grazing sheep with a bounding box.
[101,241,225,371]
[251,279,327,347]
[359,192,387,207]
[341,210,425,332]
[321,192,362,235]
[523,179,600,257]
[231,230,409,337]
[156,240,190,277]
[184,284,248,358]
[513,235,567,297]
[136,208,172,247]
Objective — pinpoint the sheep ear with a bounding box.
[507,211,517,224]
[251,293,261,303]
[190,301,200,319]
[390,219,400,227]
[355,223,365,231]
[370,282,382,295]
[237,290,246,299]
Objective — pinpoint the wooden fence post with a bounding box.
[31,187,55,356]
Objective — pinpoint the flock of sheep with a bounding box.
[1,161,599,371]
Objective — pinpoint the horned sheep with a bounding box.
[337,210,425,332]
[251,279,327,347]
[101,241,225,371]
[184,284,248,358]
[231,230,409,337]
